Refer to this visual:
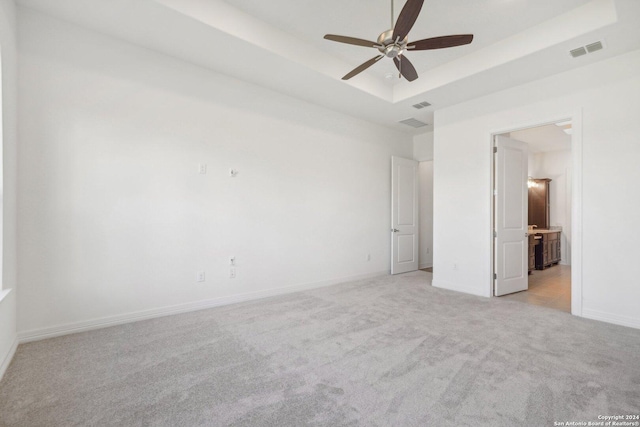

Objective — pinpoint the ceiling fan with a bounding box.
[324,0,473,82]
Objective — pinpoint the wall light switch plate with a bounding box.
[197,271,206,282]
[199,164,207,174]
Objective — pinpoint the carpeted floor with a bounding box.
[1,271,639,426]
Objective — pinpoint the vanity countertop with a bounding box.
[530,228,562,235]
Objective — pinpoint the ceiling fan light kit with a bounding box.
[377,30,408,58]
[324,0,474,82]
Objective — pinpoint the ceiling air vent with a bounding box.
[570,40,604,58]
[586,41,603,53]
[570,47,587,58]
[399,118,428,128]
[412,101,432,109]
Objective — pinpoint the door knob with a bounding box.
[391,228,400,233]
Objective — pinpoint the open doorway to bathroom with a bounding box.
[494,120,573,312]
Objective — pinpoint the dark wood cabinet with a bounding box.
[528,235,537,274]
[529,178,561,271]
[528,178,551,229]
[534,232,561,270]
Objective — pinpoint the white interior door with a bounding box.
[494,136,529,296]
[391,156,419,274]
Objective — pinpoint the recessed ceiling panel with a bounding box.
[222,0,593,79]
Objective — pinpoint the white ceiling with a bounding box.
[16,0,640,134]
[510,123,572,153]
[223,0,592,80]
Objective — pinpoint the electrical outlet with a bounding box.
[366,254,371,261]
[196,271,206,282]
[198,164,207,174]
[453,263,458,271]
[230,267,236,279]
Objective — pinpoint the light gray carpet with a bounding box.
[1,271,639,426]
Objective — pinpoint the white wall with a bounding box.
[0,0,18,379]
[16,9,413,338]
[418,161,433,269]
[530,150,572,265]
[433,49,640,329]
[413,131,434,161]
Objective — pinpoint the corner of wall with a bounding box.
[432,279,491,298]
[0,290,17,381]
[413,131,434,162]
[0,0,19,381]
[0,337,18,381]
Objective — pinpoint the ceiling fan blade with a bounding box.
[393,55,418,82]
[407,34,474,50]
[342,55,384,80]
[393,0,424,41]
[324,34,379,48]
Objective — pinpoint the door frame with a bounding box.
[489,109,583,316]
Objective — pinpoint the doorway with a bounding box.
[492,120,574,313]
[418,161,433,273]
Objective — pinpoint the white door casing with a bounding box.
[391,156,419,275]
[494,136,529,296]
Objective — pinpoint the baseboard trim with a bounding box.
[0,338,18,382]
[18,270,388,343]
[582,308,640,330]
[432,279,490,298]
[419,263,433,269]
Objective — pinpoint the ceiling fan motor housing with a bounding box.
[377,29,408,58]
